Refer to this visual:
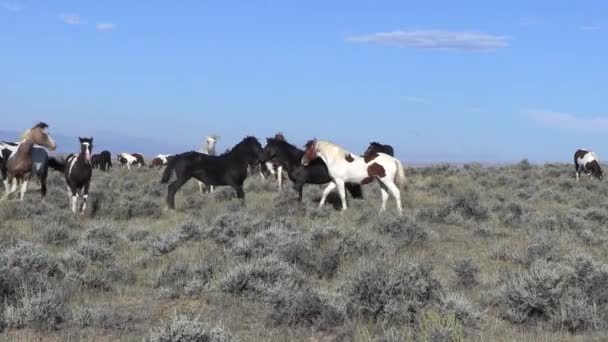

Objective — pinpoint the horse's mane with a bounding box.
[314,140,351,160]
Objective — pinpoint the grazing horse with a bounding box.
[197,135,219,193]
[64,137,93,214]
[91,154,101,169]
[97,150,112,171]
[364,141,394,157]
[161,136,264,210]
[1,123,57,201]
[150,154,172,168]
[131,153,145,167]
[302,140,406,214]
[117,153,138,170]
[574,149,603,181]
[260,137,363,201]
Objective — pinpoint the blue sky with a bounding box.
[1,0,606,162]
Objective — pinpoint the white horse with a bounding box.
[197,135,219,193]
[301,140,406,214]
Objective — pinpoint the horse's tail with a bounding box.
[47,157,65,172]
[394,158,406,189]
[160,156,177,183]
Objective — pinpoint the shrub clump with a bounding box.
[344,260,442,324]
[268,287,344,330]
[450,258,480,288]
[149,312,232,342]
[373,215,430,246]
[220,256,305,302]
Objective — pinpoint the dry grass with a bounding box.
[1,162,608,341]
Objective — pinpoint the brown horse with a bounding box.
[2,122,57,201]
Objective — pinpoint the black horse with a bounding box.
[364,141,394,157]
[64,137,93,214]
[91,154,101,169]
[260,137,363,202]
[161,136,264,209]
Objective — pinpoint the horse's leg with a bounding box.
[69,185,78,213]
[319,182,336,209]
[377,181,389,212]
[40,173,47,202]
[335,179,347,211]
[1,176,14,201]
[81,183,90,215]
[19,178,29,201]
[235,184,245,205]
[209,185,214,193]
[384,180,403,215]
[167,177,188,210]
[295,182,304,202]
[278,166,283,190]
[197,180,204,194]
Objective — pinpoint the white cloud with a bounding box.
[60,13,82,25]
[1,1,22,11]
[96,23,116,31]
[347,30,510,51]
[580,25,601,32]
[528,109,608,131]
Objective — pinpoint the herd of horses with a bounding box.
[0,122,604,215]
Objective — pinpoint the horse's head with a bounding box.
[239,136,264,162]
[592,161,604,180]
[22,122,57,151]
[274,132,286,141]
[301,139,318,166]
[261,138,280,162]
[363,142,381,157]
[79,137,93,161]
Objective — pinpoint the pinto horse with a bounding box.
[64,137,93,214]
[161,136,264,209]
[574,149,603,181]
[117,153,139,170]
[150,154,172,168]
[1,123,57,201]
[261,137,362,201]
[302,140,406,214]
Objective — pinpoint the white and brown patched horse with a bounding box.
[117,152,139,170]
[149,154,172,168]
[574,149,603,181]
[1,123,57,201]
[301,140,406,214]
[64,137,93,214]
[197,135,219,193]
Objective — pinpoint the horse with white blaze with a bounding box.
[574,149,603,181]
[301,140,406,214]
[64,137,93,214]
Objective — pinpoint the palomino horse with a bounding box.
[1,122,57,201]
[64,137,93,214]
[197,135,219,193]
[302,140,406,214]
[161,136,264,210]
[260,136,363,201]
